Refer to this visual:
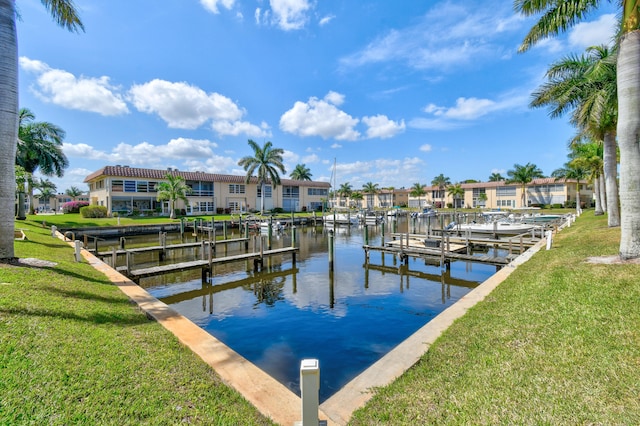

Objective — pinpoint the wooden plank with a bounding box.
[94,238,249,257]
[128,247,298,279]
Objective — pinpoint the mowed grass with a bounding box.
[350,212,640,425]
[1,221,274,425]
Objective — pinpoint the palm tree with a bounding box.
[570,140,605,215]
[237,140,285,214]
[350,191,363,209]
[551,162,588,214]
[530,45,619,227]
[336,182,353,208]
[447,183,465,210]
[289,163,312,181]
[488,172,504,182]
[410,182,426,210]
[1,0,83,260]
[34,179,57,212]
[15,165,27,220]
[362,182,379,209]
[431,174,451,208]
[515,0,640,259]
[478,192,488,208]
[65,186,83,200]
[156,174,192,219]
[16,108,69,214]
[506,163,544,208]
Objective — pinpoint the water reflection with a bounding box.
[137,218,495,402]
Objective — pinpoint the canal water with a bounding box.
[117,218,496,402]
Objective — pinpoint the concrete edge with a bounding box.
[58,233,336,426]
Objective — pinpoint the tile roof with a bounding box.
[84,165,331,187]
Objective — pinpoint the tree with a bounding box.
[350,191,363,209]
[431,174,451,208]
[34,179,57,212]
[551,162,587,213]
[570,140,605,215]
[410,183,426,209]
[65,186,83,200]
[237,140,285,214]
[1,0,83,260]
[16,108,69,214]
[15,165,27,220]
[362,182,379,209]
[515,0,640,259]
[289,163,312,181]
[530,45,619,226]
[156,174,191,219]
[488,172,504,182]
[506,163,544,207]
[447,183,465,210]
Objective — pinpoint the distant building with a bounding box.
[406,178,593,209]
[84,165,331,215]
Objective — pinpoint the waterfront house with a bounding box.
[84,165,331,216]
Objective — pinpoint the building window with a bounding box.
[136,181,148,192]
[112,180,123,192]
[195,201,215,213]
[308,188,328,196]
[283,186,299,198]
[257,185,272,198]
[124,180,136,192]
[497,186,516,196]
[229,184,245,194]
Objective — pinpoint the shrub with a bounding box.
[80,205,108,218]
[62,201,89,214]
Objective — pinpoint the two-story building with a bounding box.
[406,178,592,209]
[84,165,331,215]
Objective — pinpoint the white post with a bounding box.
[51,225,57,237]
[545,230,553,251]
[74,240,83,262]
[299,358,319,426]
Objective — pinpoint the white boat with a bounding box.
[324,212,359,226]
[358,210,383,225]
[418,208,437,218]
[521,214,565,223]
[259,220,285,233]
[454,220,540,236]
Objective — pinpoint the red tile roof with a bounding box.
[84,165,331,187]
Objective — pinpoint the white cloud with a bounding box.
[19,57,129,116]
[319,15,335,26]
[255,0,313,30]
[280,92,360,140]
[339,2,517,71]
[331,143,342,149]
[569,14,616,49]
[269,0,312,30]
[200,0,235,14]
[419,144,432,152]
[362,115,405,139]
[129,79,264,136]
[63,138,220,166]
[412,89,529,130]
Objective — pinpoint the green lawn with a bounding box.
[3,211,637,425]
[1,220,275,425]
[349,212,640,425]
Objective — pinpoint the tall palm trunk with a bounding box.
[599,172,607,212]
[617,30,640,259]
[602,130,620,226]
[593,176,604,215]
[0,0,18,259]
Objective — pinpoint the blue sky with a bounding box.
[17,0,617,193]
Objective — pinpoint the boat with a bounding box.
[324,212,359,226]
[454,219,541,236]
[358,210,383,225]
[259,220,285,234]
[417,208,437,218]
[520,214,565,223]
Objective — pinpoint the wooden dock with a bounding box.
[121,246,299,283]
[92,237,249,259]
[364,244,514,266]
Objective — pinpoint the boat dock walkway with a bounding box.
[363,230,543,267]
[92,237,249,259]
[120,246,299,283]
